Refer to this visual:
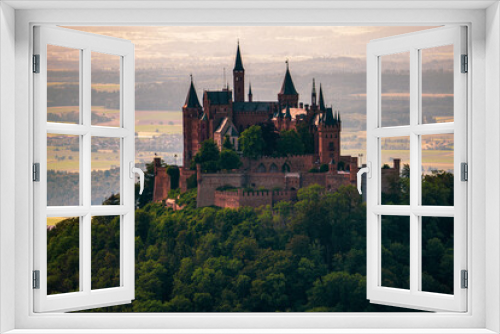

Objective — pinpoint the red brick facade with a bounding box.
[214,189,297,209]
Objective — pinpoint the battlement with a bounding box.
[214,189,297,208]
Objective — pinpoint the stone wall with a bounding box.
[179,168,196,193]
[197,172,246,207]
[214,189,297,209]
[153,157,170,203]
[242,155,315,173]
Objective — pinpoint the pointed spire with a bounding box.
[311,78,317,105]
[319,83,326,111]
[279,60,298,95]
[233,41,244,71]
[248,82,253,102]
[323,107,335,126]
[185,74,201,109]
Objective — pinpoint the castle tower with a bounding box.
[278,60,299,108]
[248,82,253,102]
[318,107,341,165]
[182,75,203,168]
[233,41,245,102]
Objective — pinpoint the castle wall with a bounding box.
[381,159,401,194]
[233,112,270,133]
[246,173,287,189]
[197,173,246,207]
[179,168,196,193]
[214,189,297,209]
[242,155,314,173]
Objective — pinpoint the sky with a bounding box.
[67,26,438,72]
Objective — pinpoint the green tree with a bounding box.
[166,165,180,189]
[296,122,314,154]
[259,122,279,156]
[191,139,220,172]
[276,130,305,156]
[219,149,242,170]
[222,135,234,151]
[240,125,265,159]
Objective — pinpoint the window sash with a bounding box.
[366,26,467,312]
[32,25,136,313]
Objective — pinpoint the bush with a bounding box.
[319,164,329,173]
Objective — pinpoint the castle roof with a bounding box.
[234,42,244,71]
[233,101,274,112]
[215,117,239,137]
[321,107,340,126]
[279,61,298,96]
[248,82,252,95]
[205,90,232,105]
[185,76,201,109]
[274,107,307,120]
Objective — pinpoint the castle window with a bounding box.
[329,142,334,151]
[257,163,266,173]
[282,163,291,173]
[269,163,279,173]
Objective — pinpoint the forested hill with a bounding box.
[46,168,454,312]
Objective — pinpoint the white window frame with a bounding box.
[1,1,499,333]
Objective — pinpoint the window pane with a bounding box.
[381,52,410,127]
[421,134,454,206]
[422,216,454,294]
[91,137,120,205]
[91,52,120,127]
[47,134,79,206]
[47,216,80,295]
[47,45,80,124]
[381,215,410,290]
[421,45,454,124]
[92,215,120,290]
[381,136,409,205]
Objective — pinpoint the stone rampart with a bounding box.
[214,189,297,208]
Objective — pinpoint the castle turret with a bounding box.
[233,41,245,102]
[248,82,253,102]
[318,107,341,165]
[278,60,299,108]
[183,75,203,167]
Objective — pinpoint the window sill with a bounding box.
[3,329,497,334]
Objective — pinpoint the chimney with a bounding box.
[299,102,304,109]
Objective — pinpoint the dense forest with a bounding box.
[46,161,454,312]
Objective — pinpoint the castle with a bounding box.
[153,42,400,208]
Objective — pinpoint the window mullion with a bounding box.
[82,47,92,294]
[409,47,420,294]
